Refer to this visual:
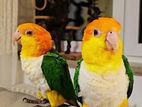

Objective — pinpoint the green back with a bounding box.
[122,55,134,98]
[41,52,77,105]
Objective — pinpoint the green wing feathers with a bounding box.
[41,52,78,105]
[122,55,134,98]
[73,58,83,95]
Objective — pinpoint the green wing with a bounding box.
[73,58,83,95]
[122,55,134,98]
[41,52,78,105]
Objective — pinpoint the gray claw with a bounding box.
[23,97,49,104]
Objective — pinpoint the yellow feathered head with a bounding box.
[13,23,52,58]
[82,17,123,66]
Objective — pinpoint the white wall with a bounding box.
[129,76,142,107]
[112,0,142,63]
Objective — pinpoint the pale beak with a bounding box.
[12,31,21,45]
[105,32,119,53]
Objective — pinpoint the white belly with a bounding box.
[78,61,129,107]
[21,56,50,97]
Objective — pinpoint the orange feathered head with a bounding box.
[83,17,121,41]
[82,17,123,65]
[13,23,52,58]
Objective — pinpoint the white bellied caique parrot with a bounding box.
[73,18,134,107]
[13,23,79,107]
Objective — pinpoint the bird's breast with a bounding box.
[21,55,50,90]
[78,61,129,107]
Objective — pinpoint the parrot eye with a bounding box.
[107,31,116,36]
[25,30,33,36]
[93,29,101,37]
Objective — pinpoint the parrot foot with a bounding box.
[23,97,49,104]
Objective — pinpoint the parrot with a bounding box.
[13,23,79,107]
[73,17,134,107]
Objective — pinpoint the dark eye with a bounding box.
[93,29,101,37]
[16,30,20,33]
[107,31,116,36]
[25,30,33,36]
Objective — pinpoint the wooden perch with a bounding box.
[34,16,54,20]
[65,26,80,30]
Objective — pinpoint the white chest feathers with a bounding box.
[78,61,129,107]
[21,56,50,94]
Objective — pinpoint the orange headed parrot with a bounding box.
[13,23,79,107]
[74,18,134,107]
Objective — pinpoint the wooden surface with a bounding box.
[60,52,82,61]
[60,52,142,75]
[131,63,142,76]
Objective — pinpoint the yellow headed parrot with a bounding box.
[74,18,134,107]
[13,23,79,107]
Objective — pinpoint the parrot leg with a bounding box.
[82,102,89,107]
[46,90,65,107]
[23,90,50,105]
[37,90,44,100]
[119,99,128,107]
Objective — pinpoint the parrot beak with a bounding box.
[105,32,119,53]
[12,30,21,45]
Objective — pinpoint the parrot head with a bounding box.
[13,23,52,59]
[82,18,123,73]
